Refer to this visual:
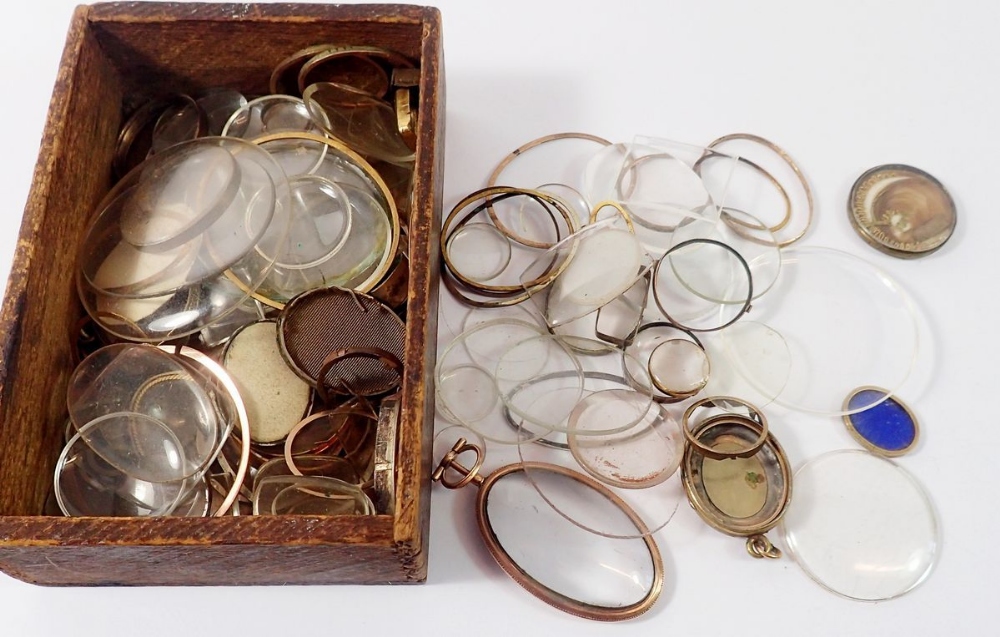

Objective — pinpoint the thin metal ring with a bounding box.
[589,200,636,233]
[682,396,769,460]
[705,133,814,247]
[249,131,401,301]
[296,45,414,97]
[270,43,342,95]
[651,238,753,333]
[315,346,404,402]
[441,186,578,297]
[443,190,561,293]
[692,150,792,233]
[283,403,375,472]
[486,132,611,248]
[157,345,250,517]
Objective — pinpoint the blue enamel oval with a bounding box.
[846,389,917,453]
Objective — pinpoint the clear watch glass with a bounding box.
[434,438,664,621]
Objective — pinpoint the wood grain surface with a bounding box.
[0,2,443,586]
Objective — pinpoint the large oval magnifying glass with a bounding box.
[434,438,664,621]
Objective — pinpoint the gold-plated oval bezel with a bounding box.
[476,460,664,622]
[841,385,920,457]
[681,415,791,538]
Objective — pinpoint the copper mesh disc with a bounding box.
[278,288,406,396]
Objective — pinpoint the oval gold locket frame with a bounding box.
[434,439,664,622]
[681,413,792,558]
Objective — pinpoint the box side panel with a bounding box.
[0,9,122,516]
[89,3,425,100]
[0,3,442,585]
[0,515,413,584]
[0,543,407,586]
[391,7,444,583]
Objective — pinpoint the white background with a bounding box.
[1,0,998,635]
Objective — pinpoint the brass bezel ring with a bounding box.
[682,396,769,460]
[485,132,611,248]
[705,133,814,247]
[296,45,414,97]
[441,186,578,296]
[157,345,251,518]
[315,346,404,402]
[692,148,793,234]
[248,131,401,306]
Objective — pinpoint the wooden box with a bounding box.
[0,2,444,585]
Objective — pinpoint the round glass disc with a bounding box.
[780,450,939,601]
[725,247,919,415]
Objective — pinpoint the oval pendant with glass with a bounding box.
[434,439,664,621]
[681,410,791,558]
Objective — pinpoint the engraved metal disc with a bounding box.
[848,164,956,258]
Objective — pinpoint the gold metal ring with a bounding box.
[248,131,401,304]
[486,132,611,248]
[296,45,412,97]
[692,149,793,233]
[682,396,769,460]
[706,133,814,247]
[589,200,636,233]
[441,186,578,297]
[158,345,251,518]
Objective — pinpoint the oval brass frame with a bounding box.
[681,414,792,542]
[434,439,664,622]
[841,385,920,457]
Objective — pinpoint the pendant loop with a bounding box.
[746,534,782,559]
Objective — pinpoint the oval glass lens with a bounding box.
[482,464,661,619]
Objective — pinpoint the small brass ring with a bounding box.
[746,534,782,559]
[441,269,535,308]
[315,347,404,402]
[284,404,377,477]
[589,200,636,233]
[682,396,769,460]
[296,45,413,97]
